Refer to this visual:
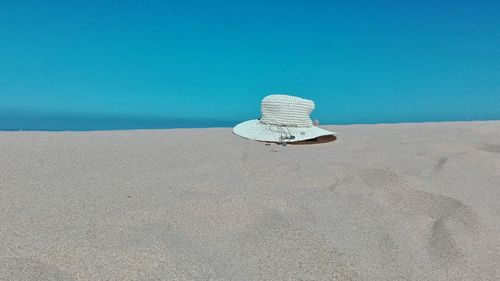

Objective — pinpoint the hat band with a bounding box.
[260,119,315,128]
[258,120,298,142]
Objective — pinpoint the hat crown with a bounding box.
[260,95,315,127]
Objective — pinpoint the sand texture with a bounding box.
[0,121,499,281]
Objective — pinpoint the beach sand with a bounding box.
[0,121,499,281]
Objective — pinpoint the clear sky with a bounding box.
[1,0,499,129]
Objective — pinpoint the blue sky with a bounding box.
[1,0,499,129]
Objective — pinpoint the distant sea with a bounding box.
[1,110,498,131]
[0,112,237,131]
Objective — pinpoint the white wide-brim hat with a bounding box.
[233,94,337,143]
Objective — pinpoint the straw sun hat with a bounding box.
[233,94,336,143]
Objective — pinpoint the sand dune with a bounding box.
[0,121,499,280]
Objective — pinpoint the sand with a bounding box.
[0,121,499,281]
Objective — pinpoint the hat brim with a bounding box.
[233,119,337,143]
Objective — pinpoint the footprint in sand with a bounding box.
[224,212,359,281]
[430,151,469,175]
[433,157,449,173]
[475,143,500,154]
[357,168,480,265]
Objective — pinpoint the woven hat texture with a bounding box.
[260,95,314,127]
[233,94,336,143]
